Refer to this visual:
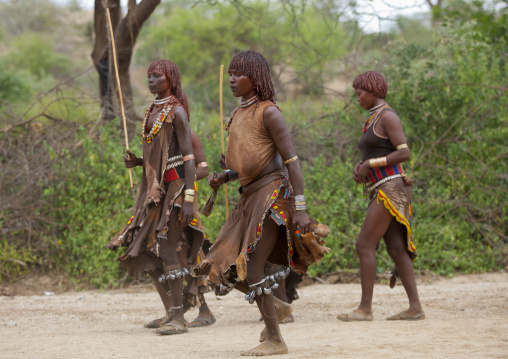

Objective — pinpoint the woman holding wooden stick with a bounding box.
[196,51,330,356]
[106,59,205,335]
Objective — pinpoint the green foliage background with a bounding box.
[0,0,507,288]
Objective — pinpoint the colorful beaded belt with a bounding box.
[368,163,403,183]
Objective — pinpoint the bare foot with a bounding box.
[259,299,293,342]
[280,314,294,324]
[273,297,292,321]
[241,340,288,356]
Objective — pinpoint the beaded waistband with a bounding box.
[166,155,183,171]
[368,163,403,183]
[365,174,402,192]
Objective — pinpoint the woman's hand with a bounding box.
[180,202,194,227]
[352,161,363,183]
[123,150,141,168]
[294,211,311,234]
[208,171,227,191]
[354,161,371,183]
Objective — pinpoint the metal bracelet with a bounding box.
[182,154,195,162]
[184,189,195,196]
[224,170,238,183]
[294,195,305,203]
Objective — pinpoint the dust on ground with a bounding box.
[1,272,507,359]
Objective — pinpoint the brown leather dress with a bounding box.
[196,101,330,286]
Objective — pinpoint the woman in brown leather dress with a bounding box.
[196,51,330,356]
[106,60,205,335]
[143,127,215,329]
[338,71,425,322]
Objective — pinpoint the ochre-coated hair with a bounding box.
[147,59,185,107]
[181,90,190,121]
[228,51,275,102]
[352,71,388,99]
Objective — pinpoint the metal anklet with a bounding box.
[217,277,240,294]
[245,277,280,304]
[172,305,183,310]
[158,265,189,283]
[267,268,291,282]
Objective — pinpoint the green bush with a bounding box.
[0,240,35,282]
[44,123,140,287]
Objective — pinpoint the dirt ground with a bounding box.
[1,272,507,359]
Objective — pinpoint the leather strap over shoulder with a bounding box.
[225,107,240,131]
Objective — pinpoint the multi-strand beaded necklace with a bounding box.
[240,95,258,108]
[362,102,388,133]
[142,97,173,144]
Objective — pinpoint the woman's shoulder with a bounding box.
[259,99,278,108]
[379,107,401,123]
[260,100,281,116]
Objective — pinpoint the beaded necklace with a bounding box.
[142,99,173,144]
[362,103,388,133]
[240,95,258,108]
[153,96,173,105]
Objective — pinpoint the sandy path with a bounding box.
[1,273,507,359]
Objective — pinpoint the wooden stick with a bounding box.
[219,64,229,218]
[106,7,134,189]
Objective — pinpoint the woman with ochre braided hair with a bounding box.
[338,71,425,322]
[143,125,216,330]
[195,51,330,356]
[106,59,208,335]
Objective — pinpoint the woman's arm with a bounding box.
[263,106,310,234]
[190,130,209,181]
[123,150,143,168]
[173,106,196,226]
[356,111,411,183]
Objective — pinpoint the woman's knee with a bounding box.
[355,238,376,257]
[386,243,407,260]
[245,264,266,285]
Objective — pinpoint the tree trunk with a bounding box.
[91,0,162,131]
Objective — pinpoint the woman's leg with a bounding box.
[149,268,172,311]
[157,208,187,333]
[241,218,288,356]
[144,269,174,328]
[384,219,423,315]
[354,200,394,315]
